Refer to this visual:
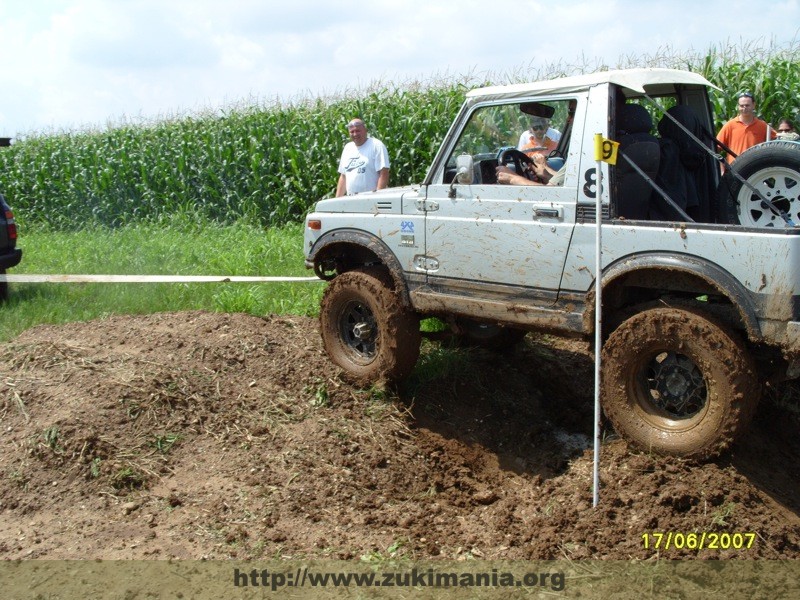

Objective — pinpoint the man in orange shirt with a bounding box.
[716,92,776,163]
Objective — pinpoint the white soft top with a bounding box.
[465,68,718,103]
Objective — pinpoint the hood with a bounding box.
[313,185,419,214]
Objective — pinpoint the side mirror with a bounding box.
[455,154,474,184]
[449,154,474,198]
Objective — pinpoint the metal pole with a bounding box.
[593,137,603,508]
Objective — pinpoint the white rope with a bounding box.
[0,274,322,283]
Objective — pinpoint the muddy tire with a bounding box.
[320,268,420,384]
[601,307,760,460]
[718,140,800,228]
[452,319,527,351]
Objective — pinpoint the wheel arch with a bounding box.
[307,228,412,308]
[585,252,762,340]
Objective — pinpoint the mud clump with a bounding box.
[1,311,798,560]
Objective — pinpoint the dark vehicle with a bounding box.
[0,193,22,301]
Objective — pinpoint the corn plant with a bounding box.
[0,84,465,230]
[1,39,798,232]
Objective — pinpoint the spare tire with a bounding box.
[717,140,800,228]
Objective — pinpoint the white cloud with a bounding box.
[0,0,798,135]
[67,4,216,70]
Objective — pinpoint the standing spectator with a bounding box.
[716,92,777,163]
[776,118,800,141]
[335,118,390,196]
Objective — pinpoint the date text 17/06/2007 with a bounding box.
[642,531,756,551]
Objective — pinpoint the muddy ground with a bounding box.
[0,310,798,561]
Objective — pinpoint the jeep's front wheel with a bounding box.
[320,268,420,384]
[601,307,759,460]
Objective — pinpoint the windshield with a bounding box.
[447,99,573,167]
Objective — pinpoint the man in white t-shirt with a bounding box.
[335,118,391,196]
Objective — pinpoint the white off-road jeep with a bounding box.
[304,68,800,459]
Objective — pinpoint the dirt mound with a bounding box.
[1,311,799,560]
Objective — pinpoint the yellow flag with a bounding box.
[593,133,619,165]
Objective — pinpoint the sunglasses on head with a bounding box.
[738,92,754,100]
[531,123,547,130]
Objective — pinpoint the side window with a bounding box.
[444,99,574,186]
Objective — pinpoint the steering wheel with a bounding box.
[497,148,535,181]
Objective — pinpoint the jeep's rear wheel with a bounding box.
[601,307,759,460]
[0,269,7,302]
[718,141,800,228]
[320,268,420,384]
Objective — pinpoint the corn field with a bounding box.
[0,41,797,231]
[0,85,465,229]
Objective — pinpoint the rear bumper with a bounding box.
[0,248,22,270]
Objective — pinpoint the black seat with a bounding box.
[615,104,660,220]
[651,105,717,222]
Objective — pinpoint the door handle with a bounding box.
[534,205,562,218]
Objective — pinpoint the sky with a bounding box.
[1,0,798,136]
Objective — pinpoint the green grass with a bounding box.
[2,39,799,340]
[0,219,324,342]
